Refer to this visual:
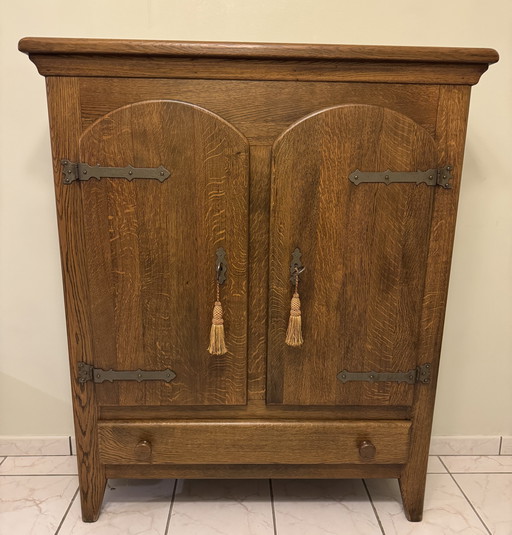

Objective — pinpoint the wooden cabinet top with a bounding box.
[19,37,498,85]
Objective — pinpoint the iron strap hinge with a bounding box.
[78,362,176,384]
[337,363,432,385]
[349,166,453,189]
[62,160,171,184]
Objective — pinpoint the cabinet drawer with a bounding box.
[98,419,411,465]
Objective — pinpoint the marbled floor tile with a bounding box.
[0,475,78,535]
[272,479,381,535]
[365,475,488,534]
[427,456,447,474]
[0,455,78,475]
[454,473,512,535]
[168,479,274,535]
[442,455,512,473]
[58,479,174,535]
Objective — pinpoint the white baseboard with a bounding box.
[0,435,71,456]
[429,436,502,455]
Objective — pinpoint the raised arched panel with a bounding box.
[268,104,439,406]
[79,100,249,406]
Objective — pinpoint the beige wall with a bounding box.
[1,0,511,437]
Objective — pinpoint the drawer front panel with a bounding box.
[98,420,411,465]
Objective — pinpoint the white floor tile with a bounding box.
[454,473,512,535]
[0,475,78,535]
[442,455,512,473]
[0,455,78,475]
[430,436,500,456]
[58,479,174,534]
[169,479,274,535]
[427,456,447,473]
[366,474,489,534]
[272,479,381,535]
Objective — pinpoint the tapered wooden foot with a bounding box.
[398,468,427,522]
[79,471,107,522]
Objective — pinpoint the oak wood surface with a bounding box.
[22,39,497,523]
[18,37,499,64]
[398,85,472,522]
[106,463,403,480]
[78,79,441,143]
[99,402,411,421]
[79,100,249,406]
[20,56,493,85]
[46,77,106,522]
[98,419,411,465]
[268,104,438,406]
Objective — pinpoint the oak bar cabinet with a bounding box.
[19,37,498,522]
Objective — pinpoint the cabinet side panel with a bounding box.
[46,77,106,521]
[399,85,472,521]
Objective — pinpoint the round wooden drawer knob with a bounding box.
[134,440,152,462]
[359,440,376,461]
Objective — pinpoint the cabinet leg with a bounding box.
[78,469,107,522]
[398,465,427,522]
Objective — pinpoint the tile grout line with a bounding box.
[164,478,179,535]
[269,479,278,535]
[68,436,72,455]
[499,436,503,455]
[54,485,79,535]
[438,457,492,535]
[362,479,385,535]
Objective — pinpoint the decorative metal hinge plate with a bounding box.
[337,363,432,385]
[78,362,176,384]
[349,167,453,189]
[62,160,171,184]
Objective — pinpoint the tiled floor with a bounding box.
[0,455,511,534]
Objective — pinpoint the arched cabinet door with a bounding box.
[79,100,249,406]
[268,104,440,406]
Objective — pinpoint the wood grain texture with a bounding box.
[79,100,249,406]
[19,55,493,85]
[78,78,441,142]
[99,402,410,421]
[23,39,496,523]
[46,77,106,522]
[268,104,438,406]
[19,37,499,63]
[19,37,498,85]
[399,85,471,522]
[247,146,272,399]
[106,463,403,479]
[98,419,411,465]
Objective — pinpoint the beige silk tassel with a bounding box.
[285,272,303,347]
[208,281,227,355]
